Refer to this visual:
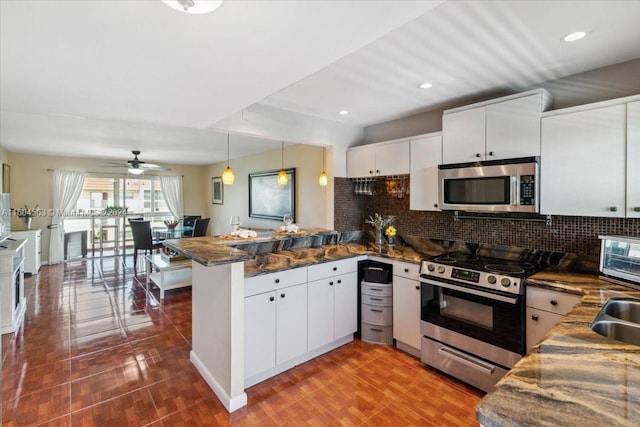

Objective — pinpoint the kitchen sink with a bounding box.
[603,298,640,323]
[591,297,640,346]
[591,320,640,346]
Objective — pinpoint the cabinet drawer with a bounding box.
[526,287,580,315]
[245,267,307,297]
[361,321,393,345]
[307,258,357,282]
[393,261,420,280]
[361,293,392,306]
[361,303,393,325]
[361,281,393,297]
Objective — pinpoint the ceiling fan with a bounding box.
[103,150,171,175]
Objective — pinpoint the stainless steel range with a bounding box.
[419,252,538,392]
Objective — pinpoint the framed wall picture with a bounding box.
[212,177,223,204]
[2,163,10,193]
[249,168,295,221]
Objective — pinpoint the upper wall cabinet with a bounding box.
[442,89,553,164]
[540,95,640,217]
[347,138,410,178]
[410,132,442,211]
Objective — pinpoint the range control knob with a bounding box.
[427,264,435,272]
[501,278,511,287]
[487,275,497,284]
[437,266,446,274]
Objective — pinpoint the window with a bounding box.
[73,175,168,216]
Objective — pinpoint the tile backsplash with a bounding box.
[333,177,640,257]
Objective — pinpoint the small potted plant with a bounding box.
[16,204,38,230]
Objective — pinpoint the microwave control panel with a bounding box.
[519,175,535,205]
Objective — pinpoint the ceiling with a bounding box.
[1,0,639,166]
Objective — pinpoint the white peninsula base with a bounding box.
[190,261,247,412]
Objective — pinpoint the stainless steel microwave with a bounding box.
[438,157,539,213]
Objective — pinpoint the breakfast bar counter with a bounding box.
[477,270,640,427]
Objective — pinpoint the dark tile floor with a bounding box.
[2,256,483,426]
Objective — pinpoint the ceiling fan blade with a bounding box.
[139,163,171,171]
[102,161,128,166]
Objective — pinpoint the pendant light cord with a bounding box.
[281,141,285,168]
[227,134,230,166]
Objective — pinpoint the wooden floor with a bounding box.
[1,256,484,426]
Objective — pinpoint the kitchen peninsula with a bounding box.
[162,229,436,412]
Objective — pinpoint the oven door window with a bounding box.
[443,176,510,205]
[422,284,524,355]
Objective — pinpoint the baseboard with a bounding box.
[190,350,247,412]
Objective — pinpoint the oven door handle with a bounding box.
[420,278,519,304]
[438,346,495,375]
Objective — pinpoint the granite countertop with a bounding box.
[477,270,640,427]
[162,228,448,272]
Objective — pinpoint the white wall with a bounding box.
[204,143,332,235]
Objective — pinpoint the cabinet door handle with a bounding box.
[475,153,481,158]
[269,296,275,302]
[488,151,494,156]
[370,328,383,332]
[376,169,380,174]
[415,285,420,290]
[634,207,640,212]
[404,268,409,273]
[434,203,438,208]
[550,300,558,306]
[274,278,280,284]
[370,288,383,292]
[370,308,383,313]
[370,297,382,301]
[369,170,373,175]
[531,314,539,321]
[337,280,342,284]
[329,281,334,286]
[280,293,285,298]
[333,267,337,271]
[610,206,618,212]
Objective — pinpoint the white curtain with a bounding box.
[49,170,85,264]
[160,175,184,221]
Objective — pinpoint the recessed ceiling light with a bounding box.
[338,110,349,116]
[562,31,586,42]
[418,82,433,89]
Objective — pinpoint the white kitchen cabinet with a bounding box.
[0,239,27,335]
[245,291,276,379]
[392,260,422,356]
[443,89,551,164]
[10,229,42,274]
[244,267,308,382]
[275,282,308,364]
[307,259,357,351]
[346,138,410,178]
[541,103,627,217]
[409,133,442,211]
[526,287,580,351]
[442,107,485,164]
[628,101,640,217]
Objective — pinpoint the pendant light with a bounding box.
[318,147,328,186]
[277,141,288,186]
[162,0,223,15]
[222,133,235,185]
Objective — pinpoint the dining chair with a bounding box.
[182,215,201,237]
[128,219,163,273]
[192,218,210,237]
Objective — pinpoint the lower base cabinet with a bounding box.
[308,271,357,351]
[526,287,581,351]
[245,282,307,380]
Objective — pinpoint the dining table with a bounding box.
[154,225,194,240]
